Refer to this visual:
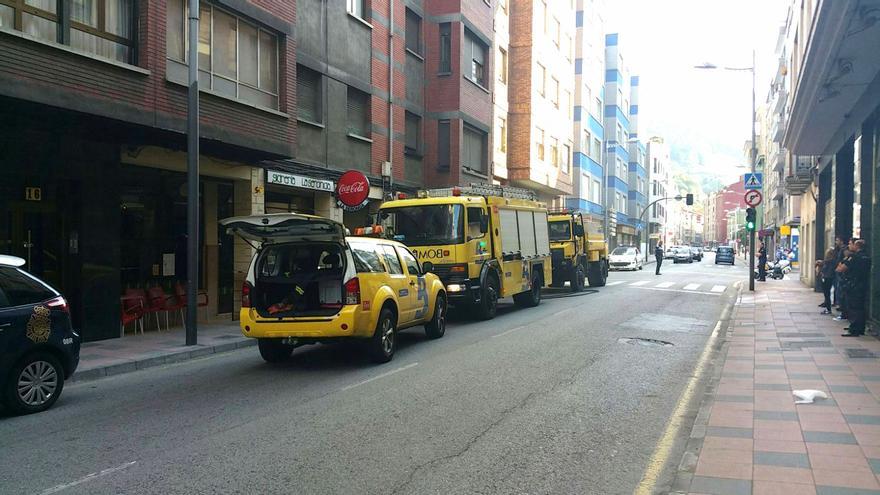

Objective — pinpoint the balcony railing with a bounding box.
[771,114,785,142]
[770,149,784,172]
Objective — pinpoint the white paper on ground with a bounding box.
[792,389,828,404]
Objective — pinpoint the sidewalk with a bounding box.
[72,321,253,383]
[672,277,880,495]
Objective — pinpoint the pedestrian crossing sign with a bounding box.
[743,173,763,190]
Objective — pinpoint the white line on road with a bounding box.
[683,283,701,291]
[339,363,419,392]
[631,286,721,296]
[492,325,527,338]
[630,281,650,286]
[655,282,675,288]
[37,461,137,495]
[606,281,624,286]
[711,285,726,293]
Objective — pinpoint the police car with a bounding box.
[0,255,81,414]
[220,213,447,363]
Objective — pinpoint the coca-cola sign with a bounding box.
[336,170,370,211]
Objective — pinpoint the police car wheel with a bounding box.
[425,293,447,339]
[257,339,293,363]
[3,352,64,415]
[368,308,396,363]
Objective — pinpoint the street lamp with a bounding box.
[694,49,757,291]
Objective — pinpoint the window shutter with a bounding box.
[298,69,319,122]
[347,88,368,136]
[438,120,450,170]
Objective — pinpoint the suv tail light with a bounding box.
[344,277,360,305]
[46,296,69,313]
[242,282,252,308]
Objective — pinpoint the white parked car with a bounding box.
[609,246,643,271]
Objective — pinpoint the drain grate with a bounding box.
[780,340,833,350]
[845,348,878,359]
[777,332,826,338]
[618,337,674,347]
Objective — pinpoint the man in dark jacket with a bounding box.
[842,239,870,337]
[655,241,664,275]
[832,236,846,306]
[757,240,767,282]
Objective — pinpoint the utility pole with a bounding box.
[748,49,757,292]
[186,0,199,345]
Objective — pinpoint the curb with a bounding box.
[70,338,257,384]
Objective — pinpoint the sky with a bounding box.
[604,0,790,189]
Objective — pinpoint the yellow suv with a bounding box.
[220,213,447,363]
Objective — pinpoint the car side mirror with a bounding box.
[421,261,434,274]
[573,224,585,237]
[479,215,489,233]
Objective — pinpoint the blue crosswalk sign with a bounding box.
[743,173,763,190]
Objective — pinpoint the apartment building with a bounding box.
[603,33,634,248]
[0,0,296,341]
[626,75,648,247]
[292,0,494,228]
[493,0,511,183]
[507,0,576,203]
[646,137,670,252]
[567,0,607,231]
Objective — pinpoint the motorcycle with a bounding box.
[754,258,791,280]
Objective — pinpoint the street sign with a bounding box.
[744,189,763,207]
[743,173,763,190]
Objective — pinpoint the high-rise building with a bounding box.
[626,75,648,248]
[646,137,670,251]
[506,0,576,203]
[567,0,607,232]
[603,33,636,248]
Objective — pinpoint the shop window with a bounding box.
[405,111,421,154]
[166,0,280,109]
[464,28,487,87]
[438,22,451,73]
[463,124,488,175]
[437,120,450,171]
[297,65,322,123]
[1,0,134,63]
[405,8,421,56]
[346,86,370,138]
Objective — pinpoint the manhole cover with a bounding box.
[618,337,674,347]
[777,332,826,338]
[845,348,878,359]
[780,340,832,350]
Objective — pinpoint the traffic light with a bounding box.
[745,207,757,231]
[686,193,694,205]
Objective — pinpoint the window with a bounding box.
[536,127,545,160]
[617,88,623,107]
[405,8,421,55]
[498,47,508,84]
[536,63,546,96]
[564,90,571,117]
[463,124,488,174]
[564,34,572,61]
[2,0,134,62]
[583,131,591,153]
[467,207,486,240]
[437,120,450,170]
[499,0,507,13]
[550,137,559,166]
[297,65,322,123]
[594,97,602,117]
[592,138,601,161]
[380,245,403,275]
[562,144,571,174]
[550,77,559,107]
[347,87,370,138]
[540,0,547,32]
[346,0,364,19]
[498,117,507,152]
[592,179,601,202]
[167,1,279,109]
[405,111,421,153]
[439,23,451,73]
[397,247,421,275]
[350,243,385,273]
[551,17,560,46]
[464,29,487,87]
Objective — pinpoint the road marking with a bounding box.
[38,461,137,495]
[655,282,675,288]
[630,281,650,286]
[606,281,624,286]
[492,325,527,338]
[634,302,730,495]
[683,283,700,291]
[711,285,726,293]
[339,362,419,392]
[631,286,721,296]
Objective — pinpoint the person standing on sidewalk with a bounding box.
[817,248,836,314]
[654,241,664,275]
[757,240,767,282]
[832,236,846,307]
[842,239,870,337]
[835,244,854,322]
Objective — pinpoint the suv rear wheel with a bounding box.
[3,352,64,415]
[258,339,293,363]
[367,308,396,363]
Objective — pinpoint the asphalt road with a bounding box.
[1,253,745,495]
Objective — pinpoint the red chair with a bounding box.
[174,282,209,322]
[127,288,165,331]
[146,286,177,331]
[120,293,145,337]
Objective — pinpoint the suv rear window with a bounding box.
[718,247,733,253]
[0,266,57,309]
[350,243,386,273]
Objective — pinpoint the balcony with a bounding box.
[769,149,784,172]
[772,85,787,113]
[771,114,785,142]
[772,183,784,200]
[784,172,812,195]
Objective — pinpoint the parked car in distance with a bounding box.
[715,246,735,265]
[609,246,643,271]
[220,213,448,364]
[664,247,676,259]
[672,246,693,264]
[690,247,703,261]
[0,255,81,415]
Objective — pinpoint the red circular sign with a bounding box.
[744,189,763,207]
[336,170,370,210]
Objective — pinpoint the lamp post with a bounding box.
[695,49,757,291]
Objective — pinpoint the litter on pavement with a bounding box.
[792,389,828,404]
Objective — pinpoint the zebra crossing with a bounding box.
[605,280,731,295]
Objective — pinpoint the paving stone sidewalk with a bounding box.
[672,277,880,495]
[72,321,253,383]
